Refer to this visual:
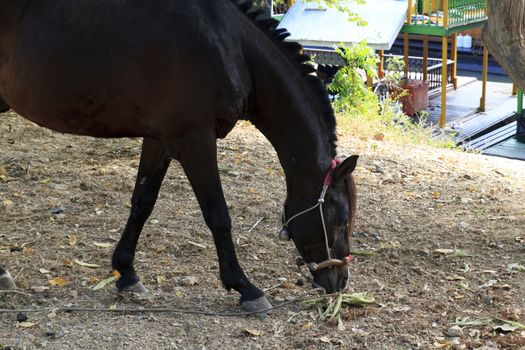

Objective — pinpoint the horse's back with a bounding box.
[0,0,248,138]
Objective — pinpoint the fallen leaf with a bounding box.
[93,242,112,248]
[302,321,314,330]
[157,275,167,285]
[434,340,451,348]
[434,249,454,255]
[68,234,77,247]
[493,323,519,332]
[17,322,37,328]
[243,328,261,337]
[319,336,331,343]
[31,286,50,293]
[92,275,118,291]
[63,259,74,267]
[495,319,525,330]
[48,277,67,286]
[74,259,100,268]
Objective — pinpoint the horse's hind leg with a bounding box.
[176,131,272,313]
[112,137,171,293]
[0,266,16,289]
[0,95,10,113]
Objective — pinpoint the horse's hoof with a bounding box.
[241,296,273,317]
[117,281,153,302]
[120,281,149,294]
[0,271,16,290]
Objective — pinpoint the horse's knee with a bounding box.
[203,211,231,233]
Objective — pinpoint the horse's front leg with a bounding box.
[0,266,16,289]
[177,131,272,313]
[112,137,171,293]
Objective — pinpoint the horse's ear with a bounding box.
[334,155,359,182]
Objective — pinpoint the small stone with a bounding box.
[447,325,463,338]
[44,330,64,339]
[295,278,305,286]
[277,277,287,282]
[16,312,28,322]
[372,164,386,175]
[180,276,197,286]
[51,207,65,214]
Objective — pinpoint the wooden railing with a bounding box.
[384,54,454,92]
[408,0,487,28]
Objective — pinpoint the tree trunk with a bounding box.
[483,0,525,88]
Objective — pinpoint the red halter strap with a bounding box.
[323,159,341,186]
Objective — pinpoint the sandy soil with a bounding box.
[1,110,524,349]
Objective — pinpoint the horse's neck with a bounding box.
[245,45,332,196]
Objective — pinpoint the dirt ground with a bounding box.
[0,110,524,349]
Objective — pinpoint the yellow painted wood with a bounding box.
[378,50,385,78]
[439,36,448,128]
[408,0,413,24]
[480,45,489,112]
[443,0,449,28]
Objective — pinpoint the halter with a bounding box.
[279,159,353,273]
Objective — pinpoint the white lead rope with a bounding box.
[280,184,332,261]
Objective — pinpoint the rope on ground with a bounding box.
[0,299,302,317]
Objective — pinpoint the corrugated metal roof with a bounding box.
[277,0,408,50]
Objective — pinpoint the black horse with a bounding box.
[0,0,358,312]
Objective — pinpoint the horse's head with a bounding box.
[281,155,358,293]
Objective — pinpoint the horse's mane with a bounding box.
[232,0,337,158]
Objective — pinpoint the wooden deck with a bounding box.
[484,136,525,161]
[426,74,516,129]
[424,72,525,160]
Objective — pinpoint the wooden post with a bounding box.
[378,50,385,78]
[404,33,409,78]
[443,0,449,28]
[408,0,413,23]
[512,83,518,96]
[366,75,373,89]
[451,33,458,89]
[439,36,448,128]
[480,45,488,112]
[423,35,428,82]
[518,87,523,116]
